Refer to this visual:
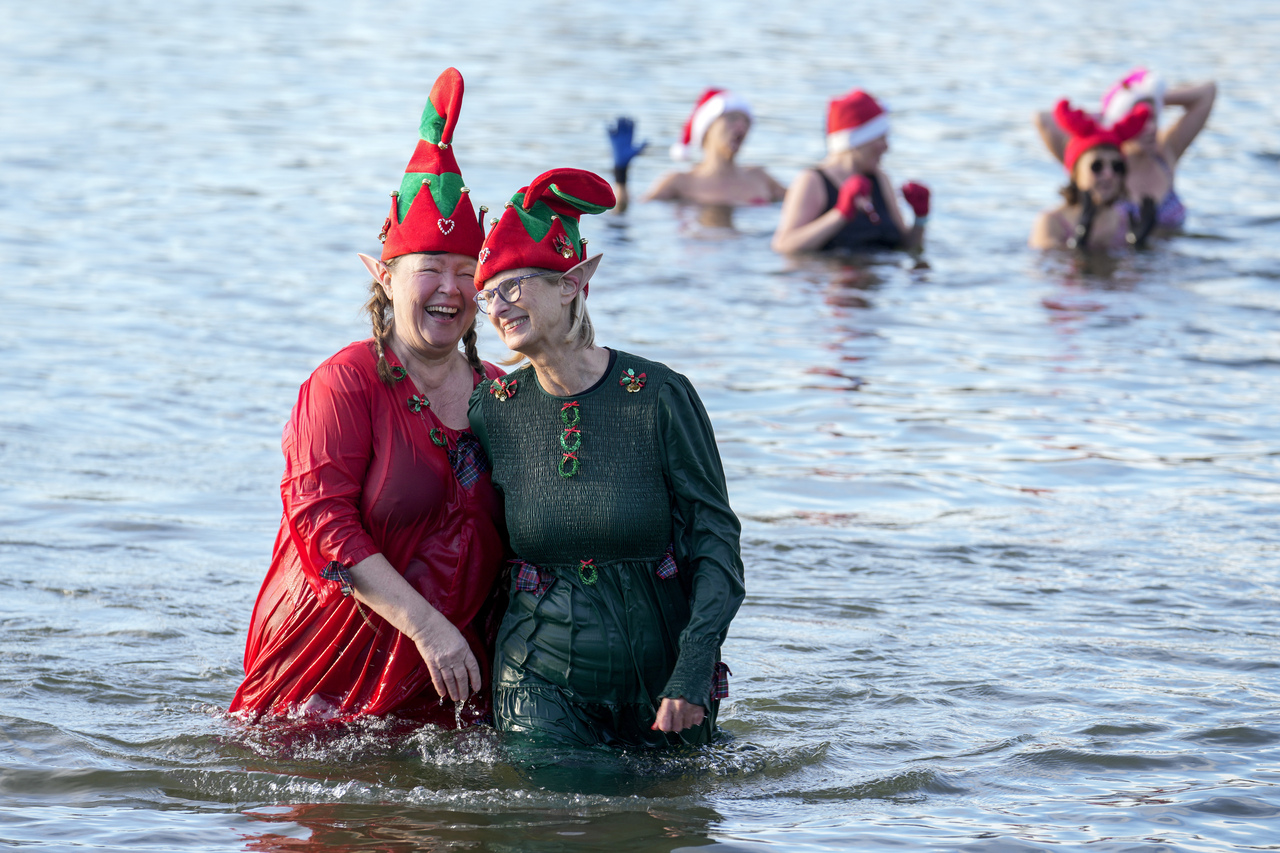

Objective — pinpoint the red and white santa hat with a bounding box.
[669,88,753,161]
[827,89,890,155]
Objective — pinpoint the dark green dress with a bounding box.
[468,350,745,748]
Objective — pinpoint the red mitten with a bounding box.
[902,181,930,218]
[835,174,875,221]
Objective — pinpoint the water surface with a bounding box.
[2,0,1279,850]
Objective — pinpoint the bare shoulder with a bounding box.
[644,170,688,201]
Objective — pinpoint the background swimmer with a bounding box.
[609,89,785,212]
[1034,69,1216,230]
[771,89,929,254]
[1030,100,1152,251]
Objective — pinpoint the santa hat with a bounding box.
[475,168,615,287]
[1101,67,1166,129]
[827,89,890,154]
[1054,99,1153,174]
[669,88,753,161]
[378,67,485,261]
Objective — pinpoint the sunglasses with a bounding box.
[1090,158,1127,175]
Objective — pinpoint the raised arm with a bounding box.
[1160,81,1217,163]
[1034,109,1069,164]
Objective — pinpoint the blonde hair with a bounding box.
[364,254,484,385]
[497,270,594,366]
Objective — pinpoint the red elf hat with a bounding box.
[1054,99,1152,174]
[475,168,615,287]
[827,89,890,154]
[378,67,486,261]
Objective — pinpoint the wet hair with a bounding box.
[364,253,484,386]
[1060,145,1126,206]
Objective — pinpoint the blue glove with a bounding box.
[607,116,648,173]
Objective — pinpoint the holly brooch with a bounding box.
[490,377,518,401]
[619,369,647,393]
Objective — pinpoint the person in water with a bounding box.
[1029,100,1153,251]
[467,167,745,748]
[771,89,930,254]
[230,69,506,725]
[609,88,785,211]
[1034,68,1216,231]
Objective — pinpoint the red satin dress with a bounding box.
[230,340,505,726]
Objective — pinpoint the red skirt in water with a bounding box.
[230,341,506,726]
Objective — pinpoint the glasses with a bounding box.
[474,271,548,314]
[1090,158,1127,175]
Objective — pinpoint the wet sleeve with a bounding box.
[281,362,381,606]
[655,373,746,706]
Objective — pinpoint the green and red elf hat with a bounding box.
[474,168,615,287]
[378,67,486,261]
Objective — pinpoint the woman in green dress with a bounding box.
[467,168,745,748]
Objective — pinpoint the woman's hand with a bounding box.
[901,181,930,219]
[651,697,706,732]
[608,116,648,173]
[407,610,482,704]
[835,174,877,222]
[346,552,481,704]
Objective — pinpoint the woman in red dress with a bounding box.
[230,68,505,726]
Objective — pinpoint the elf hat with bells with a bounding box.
[378,67,486,261]
[474,168,615,291]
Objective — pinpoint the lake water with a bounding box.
[3,0,1280,850]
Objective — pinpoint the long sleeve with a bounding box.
[281,361,382,605]
[655,373,746,705]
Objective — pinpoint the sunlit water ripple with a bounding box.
[2,0,1279,850]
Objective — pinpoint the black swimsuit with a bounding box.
[816,170,902,251]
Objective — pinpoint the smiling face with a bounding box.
[703,110,752,159]
[381,252,478,359]
[1074,146,1126,205]
[480,266,573,357]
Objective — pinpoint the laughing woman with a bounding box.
[1030,100,1153,251]
[231,69,505,726]
[468,168,745,748]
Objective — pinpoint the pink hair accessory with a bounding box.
[1101,67,1166,128]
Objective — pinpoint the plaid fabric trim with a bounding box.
[511,559,553,596]
[712,661,732,701]
[656,544,678,579]
[448,432,491,489]
[320,561,354,597]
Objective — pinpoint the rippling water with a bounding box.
[3,0,1280,850]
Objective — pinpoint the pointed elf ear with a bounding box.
[1110,102,1152,143]
[358,252,389,283]
[560,253,603,298]
[1053,99,1100,138]
[523,168,616,215]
